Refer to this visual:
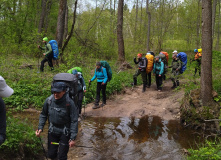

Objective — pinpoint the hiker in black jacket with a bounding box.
[131,53,147,92]
[0,76,14,146]
[36,82,78,160]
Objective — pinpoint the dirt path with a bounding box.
[84,80,184,120]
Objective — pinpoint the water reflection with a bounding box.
[12,111,202,160]
[69,116,200,160]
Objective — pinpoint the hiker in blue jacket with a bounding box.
[89,62,108,109]
[38,37,54,72]
[153,56,164,91]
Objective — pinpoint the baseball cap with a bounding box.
[172,50,177,54]
[51,82,66,92]
[0,76,14,97]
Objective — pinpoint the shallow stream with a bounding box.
[13,111,204,160]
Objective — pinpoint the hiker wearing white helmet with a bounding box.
[0,76,14,146]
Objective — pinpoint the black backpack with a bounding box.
[52,73,78,107]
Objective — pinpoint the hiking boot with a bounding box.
[176,80,179,87]
[131,78,137,86]
[92,104,100,109]
[100,103,106,108]
[142,84,146,92]
[171,83,176,89]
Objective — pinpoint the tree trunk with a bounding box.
[117,0,125,62]
[134,0,139,42]
[64,5,68,39]
[212,0,217,40]
[216,0,220,50]
[38,0,47,33]
[62,0,78,54]
[44,0,52,34]
[56,0,67,48]
[196,0,201,48]
[146,0,151,52]
[201,0,213,106]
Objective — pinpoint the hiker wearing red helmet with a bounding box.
[131,53,147,92]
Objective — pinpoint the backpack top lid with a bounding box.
[53,73,77,82]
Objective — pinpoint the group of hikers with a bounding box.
[0,37,203,160]
[131,48,202,92]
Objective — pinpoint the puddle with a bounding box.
[69,116,203,160]
[12,111,203,160]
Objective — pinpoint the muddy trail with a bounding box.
[84,80,184,120]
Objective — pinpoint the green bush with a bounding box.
[187,138,221,160]
[0,114,43,159]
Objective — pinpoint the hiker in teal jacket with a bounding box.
[153,56,164,91]
[89,62,108,109]
[38,37,54,72]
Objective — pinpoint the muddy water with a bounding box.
[13,111,203,160]
[69,116,202,160]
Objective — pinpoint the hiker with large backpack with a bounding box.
[158,51,168,80]
[191,49,202,76]
[69,68,86,120]
[145,52,154,88]
[131,53,147,92]
[168,54,182,89]
[38,37,54,72]
[89,62,108,109]
[36,81,78,160]
[176,51,187,74]
[153,56,164,91]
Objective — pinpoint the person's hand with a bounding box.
[43,53,46,56]
[159,75,161,77]
[35,129,42,137]
[89,80,91,83]
[69,140,75,148]
[102,82,105,85]
[84,90,86,93]
[176,69,179,71]
[38,45,40,49]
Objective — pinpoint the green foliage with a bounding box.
[0,114,42,159]
[187,138,221,160]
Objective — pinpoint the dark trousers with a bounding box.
[95,82,107,105]
[78,91,83,114]
[155,74,163,90]
[48,132,70,160]
[40,52,53,72]
[133,69,147,84]
[146,72,152,86]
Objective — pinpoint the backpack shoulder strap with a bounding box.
[47,94,53,106]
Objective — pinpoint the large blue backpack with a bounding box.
[177,52,187,74]
[48,40,59,60]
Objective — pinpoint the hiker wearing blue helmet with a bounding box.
[36,82,78,159]
[38,37,54,72]
[0,76,14,146]
[72,69,86,119]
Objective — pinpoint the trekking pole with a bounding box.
[51,142,93,148]
[39,137,48,160]
[83,94,86,119]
